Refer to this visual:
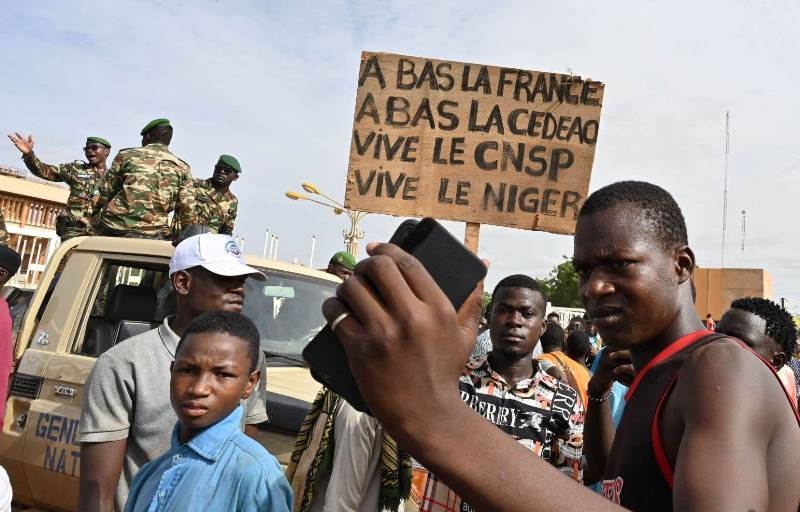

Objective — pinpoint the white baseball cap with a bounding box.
[169,234,266,281]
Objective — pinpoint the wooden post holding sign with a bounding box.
[464,222,480,254]
[344,52,605,254]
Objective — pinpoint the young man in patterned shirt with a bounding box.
[412,275,584,512]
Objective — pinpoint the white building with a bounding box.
[0,166,67,289]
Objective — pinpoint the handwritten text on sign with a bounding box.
[344,52,605,234]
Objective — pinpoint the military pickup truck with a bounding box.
[0,236,336,511]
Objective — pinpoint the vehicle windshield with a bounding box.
[242,268,338,363]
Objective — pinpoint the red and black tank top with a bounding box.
[600,330,799,511]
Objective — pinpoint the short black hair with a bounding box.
[540,322,564,351]
[147,125,173,145]
[176,311,261,372]
[730,297,797,357]
[567,317,584,330]
[547,311,560,320]
[579,181,688,250]
[491,274,546,304]
[566,330,591,360]
[0,245,21,275]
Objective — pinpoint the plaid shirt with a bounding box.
[411,356,585,511]
[788,358,800,404]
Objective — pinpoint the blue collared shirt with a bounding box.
[124,405,292,512]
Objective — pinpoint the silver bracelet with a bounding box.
[587,389,613,403]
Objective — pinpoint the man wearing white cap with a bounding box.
[79,234,269,512]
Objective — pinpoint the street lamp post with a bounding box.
[285,183,368,258]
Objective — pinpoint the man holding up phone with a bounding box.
[319,182,800,511]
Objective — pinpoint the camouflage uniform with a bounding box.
[93,143,197,239]
[0,208,8,245]
[193,177,238,235]
[22,153,102,239]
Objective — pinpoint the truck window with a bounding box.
[5,288,33,340]
[76,261,170,357]
[242,269,338,361]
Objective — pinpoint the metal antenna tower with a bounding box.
[740,210,746,268]
[721,111,730,267]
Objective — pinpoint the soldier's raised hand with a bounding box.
[8,133,34,155]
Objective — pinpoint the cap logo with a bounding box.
[225,240,241,256]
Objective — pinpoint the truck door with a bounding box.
[15,253,170,512]
[0,244,99,509]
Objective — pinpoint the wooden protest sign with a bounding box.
[344,52,605,241]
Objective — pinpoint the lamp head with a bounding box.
[286,191,306,201]
[302,182,321,194]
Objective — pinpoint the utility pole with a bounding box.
[721,111,730,268]
[740,210,746,268]
[262,229,270,258]
[309,235,316,268]
[285,183,368,258]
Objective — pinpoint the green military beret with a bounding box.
[330,251,356,270]
[140,118,171,135]
[86,136,111,148]
[217,154,241,173]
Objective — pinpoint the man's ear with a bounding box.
[674,245,695,285]
[242,369,261,400]
[232,173,239,183]
[772,351,787,370]
[172,270,192,296]
[540,322,547,336]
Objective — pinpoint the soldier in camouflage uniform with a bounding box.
[8,133,111,240]
[92,119,197,240]
[0,208,8,245]
[193,154,240,235]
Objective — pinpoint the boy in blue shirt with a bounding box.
[124,312,293,512]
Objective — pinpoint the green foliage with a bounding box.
[537,256,582,308]
[482,292,492,315]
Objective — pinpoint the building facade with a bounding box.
[693,267,774,321]
[0,166,68,289]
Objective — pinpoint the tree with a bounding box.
[482,292,492,316]
[537,256,581,308]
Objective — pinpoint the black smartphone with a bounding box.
[302,217,488,414]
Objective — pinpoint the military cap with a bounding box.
[330,251,356,270]
[217,154,241,174]
[86,136,111,148]
[140,118,171,135]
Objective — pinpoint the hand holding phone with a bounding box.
[303,218,487,414]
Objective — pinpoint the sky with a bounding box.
[1,1,798,313]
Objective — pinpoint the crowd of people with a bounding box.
[0,120,799,512]
[312,181,800,511]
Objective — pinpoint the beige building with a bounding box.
[694,267,774,321]
[0,165,68,289]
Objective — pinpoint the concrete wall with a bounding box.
[0,173,68,203]
[694,268,773,321]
